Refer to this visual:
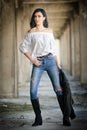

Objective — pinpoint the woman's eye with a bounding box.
[38,15,41,18]
[34,15,41,18]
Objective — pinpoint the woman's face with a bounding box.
[34,11,45,26]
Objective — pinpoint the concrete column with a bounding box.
[66,25,71,73]
[79,1,87,84]
[70,15,80,80]
[74,16,80,80]
[60,14,80,81]
[0,0,17,97]
[17,5,32,87]
[60,24,71,73]
[70,18,75,77]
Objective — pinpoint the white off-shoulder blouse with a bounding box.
[19,31,57,58]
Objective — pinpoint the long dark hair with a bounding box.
[30,8,48,28]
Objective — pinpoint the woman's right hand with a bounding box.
[31,58,41,66]
[24,52,41,66]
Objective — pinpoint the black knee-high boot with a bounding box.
[70,106,76,120]
[57,95,71,126]
[57,95,76,125]
[31,98,42,126]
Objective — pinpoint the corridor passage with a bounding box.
[0,71,87,130]
[0,0,87,129]
[0,0,87,98]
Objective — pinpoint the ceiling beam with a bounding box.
[23,0,79,4]
[24,4,74,12]
[47,12,69,19]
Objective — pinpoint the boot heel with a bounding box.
[63,117,71,126]
[32,118,42,126]
[70,107,76,120]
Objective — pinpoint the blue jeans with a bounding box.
[30,54,62,100]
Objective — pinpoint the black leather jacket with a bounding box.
[59,69,73,104]
[59,69,75,117]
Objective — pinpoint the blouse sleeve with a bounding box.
[19,33,31,54]
[50,33,57,56]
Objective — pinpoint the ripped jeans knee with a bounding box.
[55,87,63,96]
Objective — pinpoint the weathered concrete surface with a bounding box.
[0,71,87,130]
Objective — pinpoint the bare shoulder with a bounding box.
[27,29,31,32]
[27,28,36,33]
[27,27,53,33]
[46,28,53,33]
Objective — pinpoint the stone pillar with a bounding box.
[79,1,87,84]
[60,24,71,73]
[70,17,75,77]
[74,16,80,80]
[17,4,32,87]
[60,12,81,81]
[0,0,18,97]
[70,15,80,80]
[66,25,71,73]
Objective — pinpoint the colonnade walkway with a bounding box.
[0,71,87,130]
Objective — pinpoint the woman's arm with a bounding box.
[24,52,41,66]
[54,55,61,69]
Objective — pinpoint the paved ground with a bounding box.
[0,71,87,130]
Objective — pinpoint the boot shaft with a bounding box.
[31,98,42,126]
[31,98,41,116]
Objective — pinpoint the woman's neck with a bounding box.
[36,25,45,31]
[30,26,49,33]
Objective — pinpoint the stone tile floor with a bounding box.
[0,71,87,130]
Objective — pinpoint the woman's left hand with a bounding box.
[58,64,62,70]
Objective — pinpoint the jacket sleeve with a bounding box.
[59,69,74,104]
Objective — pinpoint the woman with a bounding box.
[19,8,71,126]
